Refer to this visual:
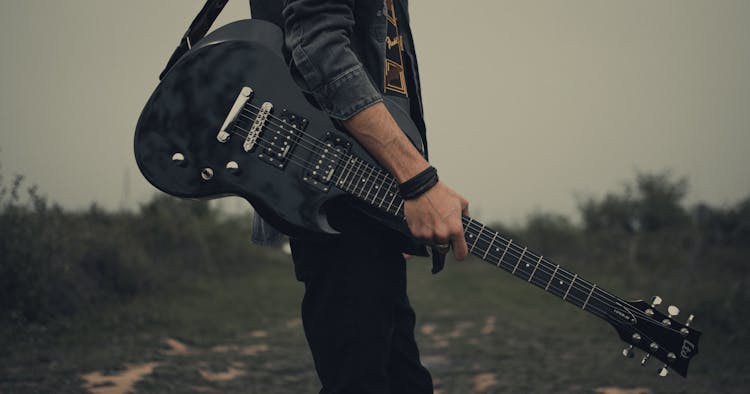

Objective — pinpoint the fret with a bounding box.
[386,187,398,213]
[347,158,362,194]
[563,273,578,301]
[545,264,560,291]
[528,255,543,283]
[384,179,397,211]
[354,162,371,197]
[467,222,486,253]
[363,172,376,202]
[395,200,404,215]
[464,218,475,248]
[582,284,597,310]
[497,239,513,268]
[337,156,352,188]
[372,177,386,207]
[511,247,527,274]
[340,158,355,191]
[482,231,498,260]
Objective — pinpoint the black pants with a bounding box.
[290,214,433,394]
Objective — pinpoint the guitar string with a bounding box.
[236,109,401,205]
[458,219,683,331]
[238,105,403,193]
[228,114,664,326]
[224,126,679,346]
[225,116,404,215]
[231,108,678,330]
[230,112,399,209]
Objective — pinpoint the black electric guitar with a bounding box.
[134,19,700,377]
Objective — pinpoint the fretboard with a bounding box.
[332,153,625,323]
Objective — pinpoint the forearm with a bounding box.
[342,102,429,183]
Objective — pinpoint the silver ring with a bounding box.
[435,243,450,250]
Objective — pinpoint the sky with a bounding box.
[0,0,748,223]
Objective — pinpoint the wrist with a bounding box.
[399,166,439,200]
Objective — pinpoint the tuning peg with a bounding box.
[622,345,634,358]
[641,353,651,366]
[667,305,680,318]
[685,314,695,327]
[650,296,663,307]
[658,365,669,377]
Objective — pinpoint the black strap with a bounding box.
[159,0,230,80]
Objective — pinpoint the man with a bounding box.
[251,1,469,392]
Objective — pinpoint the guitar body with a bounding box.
[134,19,422,238]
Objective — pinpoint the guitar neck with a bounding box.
[334,155,624,323]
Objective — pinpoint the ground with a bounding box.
[1,251,744,393]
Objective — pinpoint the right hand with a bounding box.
[403,181,470,260]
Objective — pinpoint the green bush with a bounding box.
[0,174,264,333]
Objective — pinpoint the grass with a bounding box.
[1,246,746,394]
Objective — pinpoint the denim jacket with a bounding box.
[250,0,426,245]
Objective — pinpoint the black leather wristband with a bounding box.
[399,166,439,200]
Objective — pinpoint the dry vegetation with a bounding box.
[1,171,748,393]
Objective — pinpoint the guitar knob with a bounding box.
[172,152,187,167]
[667,305,680,318]
[622,345,634,358]
[226,161,240,174]
[641,354,651,366]
[685,314,695,327]
[201,167,214,180]
[650,296,663,307]
[658,365,669,377]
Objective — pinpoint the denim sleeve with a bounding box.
[282,0,383,120]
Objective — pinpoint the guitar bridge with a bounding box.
[217,87,253,143]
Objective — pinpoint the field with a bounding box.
[2,248,746,393]
[2,173,748,393]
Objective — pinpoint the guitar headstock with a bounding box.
[608,296,701,377]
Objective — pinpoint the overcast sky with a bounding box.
[1,1,748,223]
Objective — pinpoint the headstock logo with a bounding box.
[610,303,637,325]
[680,339,695,358]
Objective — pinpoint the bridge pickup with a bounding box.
[244,102,273,152]
[217,87,253,143]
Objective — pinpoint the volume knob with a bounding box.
[226,161,240,174]
[172,152,187,167]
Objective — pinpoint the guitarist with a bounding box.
[251,1,470,392]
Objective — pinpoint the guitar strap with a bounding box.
[159,0,230,80]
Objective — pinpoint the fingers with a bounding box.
[461,197,470,217]
[450,219,469,260]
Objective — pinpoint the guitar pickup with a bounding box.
[244,102,273,152]
[257,109,306,169]
[217,87,253,143]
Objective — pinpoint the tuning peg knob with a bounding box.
[650,296,663,307]
[686,314,695,327]
[622,345,634,358]
[641,353,651,366]
[658,365,669,377]
[667,305,680,317]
